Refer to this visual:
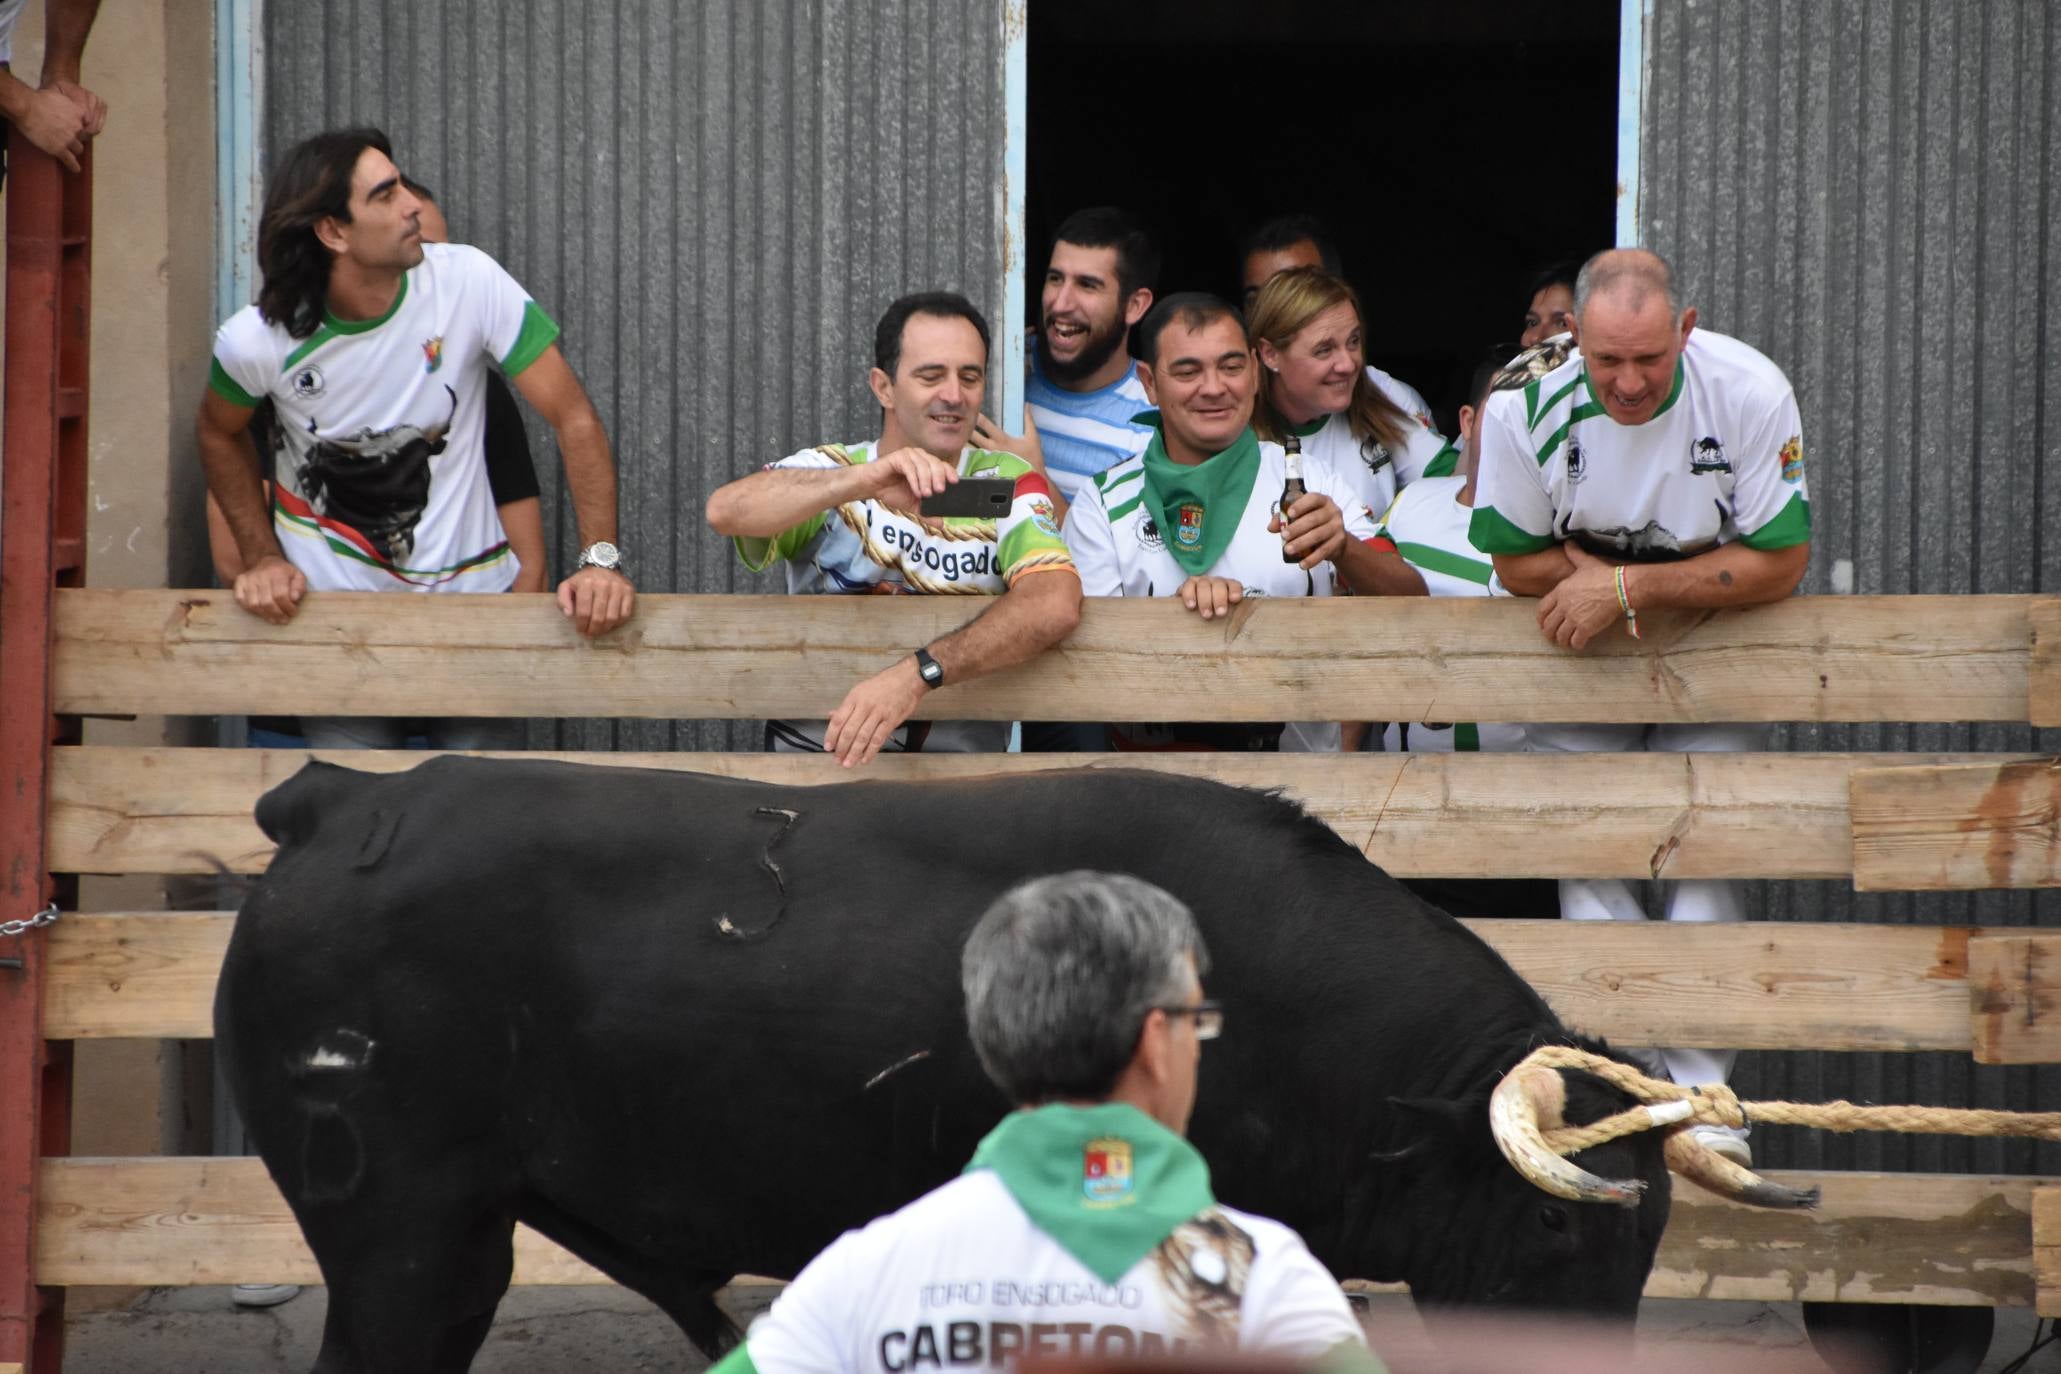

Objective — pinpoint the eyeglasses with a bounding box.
[1157,1000,1223,1041]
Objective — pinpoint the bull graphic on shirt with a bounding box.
[1574,520,1709,562]
[286,385,457,566]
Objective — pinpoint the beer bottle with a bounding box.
[1280,433,1307,563]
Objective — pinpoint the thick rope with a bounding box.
[1517,1045,2061,1155]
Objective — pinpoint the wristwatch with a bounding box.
[913,646,945,689]
[576,541,624,575]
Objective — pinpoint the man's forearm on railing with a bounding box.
[1492,544,1578,597]
[929,568,1083,681]
[1624,540,1810,611]
[196,397,283,571]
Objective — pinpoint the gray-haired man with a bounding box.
[712,871,1377,1374]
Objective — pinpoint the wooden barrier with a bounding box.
[44,745,2039,881]
[34,1158,2040,1309]
[25,589,2061,1326]
[51,589,2048,724]
[42,912,1981,1053]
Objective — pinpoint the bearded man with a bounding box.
[1021,207,1160,504]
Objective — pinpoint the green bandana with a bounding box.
[1137,416,1264,576]
[964,1102,1216,1284]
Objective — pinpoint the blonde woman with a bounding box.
[1249,267,1451,522]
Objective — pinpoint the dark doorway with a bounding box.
[1028,0,1619,432]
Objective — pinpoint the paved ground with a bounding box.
[57,1287,2058,1372]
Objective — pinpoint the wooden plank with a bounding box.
[52,747,2031,882]
[1474,920,1974,1053]
[51,589,2040,724]
[1852,759,2061,891]
[43,914,232,1040]
[2028,600,2061,727]
[1968,935,2061,1064]
[43,913,1977,1054]
[1651,1171,2040,1307]
[2033,1187,2061,1317]
[34,1157,2042,1307]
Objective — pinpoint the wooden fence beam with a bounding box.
[34,1157,2041,1308]
[2027,601,2061,727]
[52,746,2028,882]
[52,589,2043,724]
[43,913,1978,1054]
[1852,760,2061,891]
[1968,935,2061,1064]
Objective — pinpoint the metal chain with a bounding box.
[0,903,60,938]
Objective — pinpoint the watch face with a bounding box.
[583,541,621,569]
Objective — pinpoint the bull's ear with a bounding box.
[1382,1095,1495,1164]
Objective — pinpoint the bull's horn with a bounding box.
[1488,1064,1646,1207]
[1662,1128,1820,1210]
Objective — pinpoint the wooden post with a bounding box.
[0,132,90,1373]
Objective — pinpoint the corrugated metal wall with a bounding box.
[1643,0,2061,1173]
[261,0,1008,752]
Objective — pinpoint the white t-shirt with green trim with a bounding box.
[208,242,560,593]
[1294,366,1449,523]
[1064,436,1380,753]
[1373,476,1523,754]
[733,1170,1367,1374]
[1471,329,1811,562]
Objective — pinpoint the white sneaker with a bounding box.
[232,1283,301,1308]
[1691,1125,1752,1167]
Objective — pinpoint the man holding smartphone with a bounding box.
[706,291,1081,768]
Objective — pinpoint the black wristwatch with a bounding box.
[913,646,945,690]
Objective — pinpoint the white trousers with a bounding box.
[1524,721,1768,1090]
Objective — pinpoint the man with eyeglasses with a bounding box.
[713,871,1378,1374]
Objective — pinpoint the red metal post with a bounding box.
[0,131,91,1373]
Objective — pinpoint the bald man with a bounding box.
[1469,247,1812,1168]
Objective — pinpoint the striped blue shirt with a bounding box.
[1025,339,1154,504]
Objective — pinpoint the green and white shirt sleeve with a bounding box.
[464,245,561,378]
[1468,389,1557,556]
[207,307,278,411]
[1062,471,1128,597]
[991,467,1077,586]
[1730,390,1811,550]
[732,447,841,572]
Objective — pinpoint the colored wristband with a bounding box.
[1615,564,1641,640]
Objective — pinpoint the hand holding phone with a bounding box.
[919,478,1016,519]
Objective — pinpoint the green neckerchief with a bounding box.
[1136,416,1264,576]
[964,1101,1215,1284]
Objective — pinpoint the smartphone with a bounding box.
[918,478,1016,519]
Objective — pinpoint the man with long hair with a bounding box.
[198,129,634,715]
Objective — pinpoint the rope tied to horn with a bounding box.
[1518,1044,2061,1154]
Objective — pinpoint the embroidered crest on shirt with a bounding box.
[1690,435,1731,475]
[1137,515,1164,551]
[1779,436,1804,483]
[1175,504,1205,552]
[1083,1137,1134,1206]
[1565,438,1588,484]
[291,365,325,399]
[422,336,444,374]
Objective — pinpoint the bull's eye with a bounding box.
[1539,1203,1569,1233]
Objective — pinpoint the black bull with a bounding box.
[218,758,1674,1372]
